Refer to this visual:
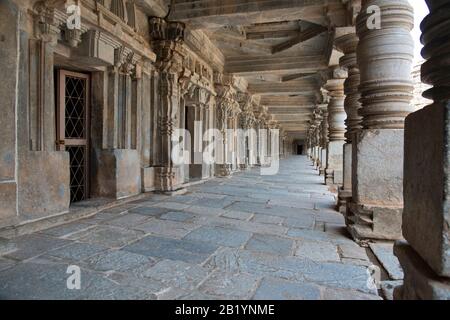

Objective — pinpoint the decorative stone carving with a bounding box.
[238,93,256,130]
[110,0,127,22]
[33,1,60,44]
[149,17,185,42]
[64,27,82,48]
[149,17,188,191]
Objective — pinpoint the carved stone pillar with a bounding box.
[238,93,255,170]
[319,105,329,175]
[394,0,450,299]
[311,107,323,169]
[336,32,363,214]
[214,73,236,177]
[347,0,415,241]
[324,68,347,186]
[150,18,186,192]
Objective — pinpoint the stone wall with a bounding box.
[0,0,281,233]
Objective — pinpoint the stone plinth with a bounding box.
[18,151,70,221]
[394,241,450,300]
[319,148,327,175]
[347,129,404,240]
[325,141,344,185]
[338,143,352,213]
[91,149,141,199]
[402,104,450,277]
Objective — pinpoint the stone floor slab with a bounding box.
[245,234,293,256]
[69,225,145,248]
[123,235,219,264]
[198,271,260,299]
[84,249,156,273]
[253,277,321,300]
[104,213,150,228]
[5,235,72,261]
[184,226,252,248]
[140,259,209,290]
[221,210,253,221]
[369,242,404,280]
[295,240,340,262]
[251,214,284,225]
[128,206,170,216]
[133,219,199,239]
[40,222,95,238]
[159,211,195,222]
[47,242,108,262]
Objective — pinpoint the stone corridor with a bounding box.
[0,156,396,300]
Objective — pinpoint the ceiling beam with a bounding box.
[261,96,315,105]
[245,21,301,39]
[248,80,317,94]
[271,25,328,54]
[280,73,315,82]
[169,0,344,29]
[225,55,326,74]
[134,0,168,17]
[208,32,273,55]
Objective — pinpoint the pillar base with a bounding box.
[325,140,344,186]
[154,166,182,192]
[347,202,403,241]
[394,241,450,300]
[347,129,405,241]
[216,164,232,177]
[337,187,351,214]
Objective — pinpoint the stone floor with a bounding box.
[0,156,384,300]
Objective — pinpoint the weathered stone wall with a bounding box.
[0,0,282,234]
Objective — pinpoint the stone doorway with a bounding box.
[56,70,91,203]
[297,145,303,155]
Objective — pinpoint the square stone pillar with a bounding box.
[0,0,20,226]
[393,0,450,298]
[325,140,344,185]
[347,129,404,240]
[319,148,327,175]
[338,143,352,213]
[394,103,450,299]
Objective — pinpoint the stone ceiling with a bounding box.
[140,0,357,139]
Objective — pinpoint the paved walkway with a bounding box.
[0,156,382,300]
